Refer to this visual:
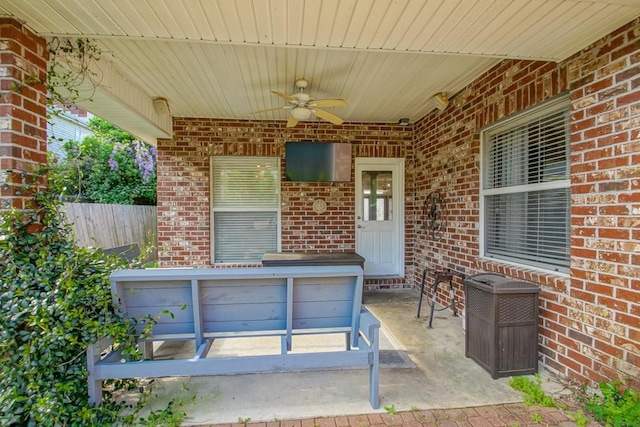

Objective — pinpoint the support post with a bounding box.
[0,19,48,210]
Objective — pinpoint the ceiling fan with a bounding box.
[250,78,347,127]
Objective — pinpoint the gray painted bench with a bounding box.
[87,265,380,408]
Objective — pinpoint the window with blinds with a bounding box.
[481,96,570,272]
[211,156,280,263]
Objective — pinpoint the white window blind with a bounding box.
[211,156,280,263]
[482,97,570,272]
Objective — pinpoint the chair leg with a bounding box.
[416,268,428,318]
[428,272,442,328]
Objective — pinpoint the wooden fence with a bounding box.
[62,203,157,257]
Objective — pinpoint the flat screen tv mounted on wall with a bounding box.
[285,141,352,182]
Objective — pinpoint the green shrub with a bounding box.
[0,186,140,425]
[48,117,156,205]
[585,382,640,427]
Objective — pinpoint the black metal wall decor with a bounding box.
[423,191,446,240]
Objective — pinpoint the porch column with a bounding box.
[0,18,48,210]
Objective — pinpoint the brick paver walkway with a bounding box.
[201,403,583,426]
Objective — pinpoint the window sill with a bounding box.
[476,258,570,292]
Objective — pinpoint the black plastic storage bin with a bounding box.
[463,273,540,378]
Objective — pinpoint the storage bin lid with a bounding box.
[463,273,540,294]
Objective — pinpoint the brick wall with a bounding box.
[157,119,413,290]
[565,18,640,388]
[0,19,48,210]
[412,61,570,311]
[413,17,640,388]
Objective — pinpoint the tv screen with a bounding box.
[285,142,352,182]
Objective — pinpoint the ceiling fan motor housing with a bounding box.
[295,78,309,89]
[290,92,310,105]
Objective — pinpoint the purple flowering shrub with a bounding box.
[48,118,156,204]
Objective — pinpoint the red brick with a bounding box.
[599,296,629,312]
[598,228,629,239]
[571,117,596,133]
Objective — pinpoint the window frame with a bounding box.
[210,155,281,264]
[479,95,570,274]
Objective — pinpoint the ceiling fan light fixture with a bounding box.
[291,106,312,120]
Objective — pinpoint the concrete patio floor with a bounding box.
[127,289,576,426]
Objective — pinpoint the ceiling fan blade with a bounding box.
[312,99,347,108]
[249,106,291,114]
[313,108,344,125]
[271,91,297,102]
[287,116,299,127]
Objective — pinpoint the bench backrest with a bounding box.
[110,265,364,345]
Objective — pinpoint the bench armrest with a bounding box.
[358,309,380,344]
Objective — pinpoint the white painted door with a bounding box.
[355,158,404,277]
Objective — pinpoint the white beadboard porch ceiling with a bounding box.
[2,0,640,139]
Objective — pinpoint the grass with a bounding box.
[509,374,591,427]
[509,374,557,408]
[508,374,640,427]
[384,404,397,415]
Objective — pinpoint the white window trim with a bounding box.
[479,95,570,274]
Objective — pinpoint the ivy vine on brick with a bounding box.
[0,175,186,426]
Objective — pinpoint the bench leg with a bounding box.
[369,328,380,409]
[142,341,154,359]
[87,342,103,404]
[345,333,351,350]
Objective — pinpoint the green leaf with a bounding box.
[161,309,175,319]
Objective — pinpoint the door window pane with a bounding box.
[362,171,393,221]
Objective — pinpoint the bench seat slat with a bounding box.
[292,317,353,329]
[135,322,195,335]
[204,319,287,333]
[139,326,353,342]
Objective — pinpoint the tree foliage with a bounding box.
[48,117,157,205]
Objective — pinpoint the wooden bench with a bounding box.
[87,265,381,408]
